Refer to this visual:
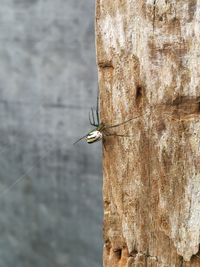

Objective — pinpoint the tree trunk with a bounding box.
[96,0,200,266]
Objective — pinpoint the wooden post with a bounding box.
[96,1,200,266]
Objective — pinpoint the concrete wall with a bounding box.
[0,1,102,266]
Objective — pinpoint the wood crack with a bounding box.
[98,61,114,69]
[153,0,156,32]
[191,244,200,262]
[180,256,184,267]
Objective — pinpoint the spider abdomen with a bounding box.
[86,130,103,144]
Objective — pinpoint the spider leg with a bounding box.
[103,129,133,137]
[106,113,145,129]
[96,107,100,125]
[91,107,96,126]
[102,138,107,152]
[89,110,92,125]
[89,108,97,126]
[89,110,95,126]
[105,133,133,137]
[96,94,100,125]
[73,134,88,145]
[103,128,132,137]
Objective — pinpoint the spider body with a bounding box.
[73,101,144,145]
[74,109,106,145]
[73,93,147,145]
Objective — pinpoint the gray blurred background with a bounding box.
[0,1,103,267]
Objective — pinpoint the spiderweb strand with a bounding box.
[0,146,51,197]
[0,166,35,197]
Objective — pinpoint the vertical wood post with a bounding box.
[96,1,200,266]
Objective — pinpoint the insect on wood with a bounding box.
[73,95,144,145]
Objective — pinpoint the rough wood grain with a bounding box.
[96,0,200,266]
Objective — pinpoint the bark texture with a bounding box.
[96,1,200,266]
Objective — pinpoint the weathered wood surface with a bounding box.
[96,0,200,266]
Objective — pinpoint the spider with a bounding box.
[74,98,144,145]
